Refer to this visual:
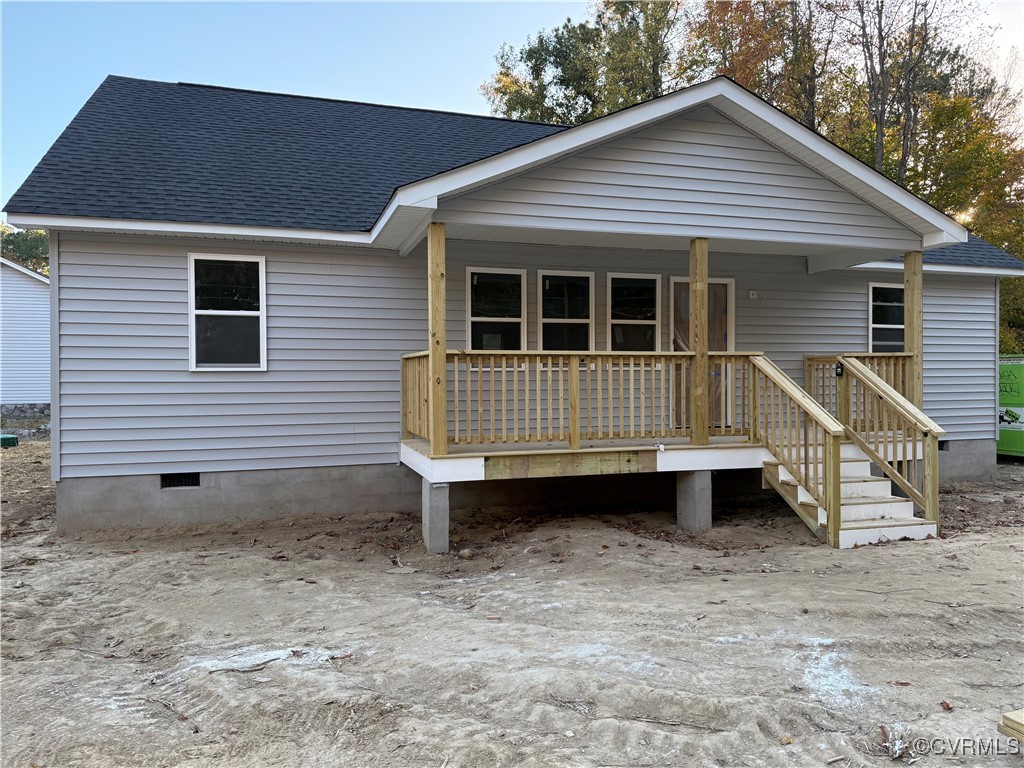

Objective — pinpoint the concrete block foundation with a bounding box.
[55,462,422,532]
[938,438,997,482]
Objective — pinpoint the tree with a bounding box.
[1,224,48,275]
[481,1,685,124]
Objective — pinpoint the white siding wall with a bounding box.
[1,262,50,403]
[55,235,996,480]
[56,235,425,478]
[438,106,921,252]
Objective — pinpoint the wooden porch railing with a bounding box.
[402,350,761,450]
[401,351,430,440]
[445,351,695,448]
[836,356,944,523]
[751,356,845,547]
[805,353,911,416]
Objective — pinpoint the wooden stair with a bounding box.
[762,440,937,548]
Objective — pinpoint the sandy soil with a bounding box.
[2,440,1022,767]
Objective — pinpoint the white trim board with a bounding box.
[0,256,49,283]
[187,253,268,372]
[537,269,596,351]
[465,266,528,351]
[850,261,1024,277]
[607,272,662,353]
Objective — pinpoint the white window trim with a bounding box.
[466,267,527,351]
[537,270,595,351]
[607,272,662,352]
[868,282,905,352]
[188,253,268,372]
[668,277,736,352]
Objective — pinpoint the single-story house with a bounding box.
[4,75,1022,549]
[1,256,50,412]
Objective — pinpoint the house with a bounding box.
[4,75,1022,549]
[1,256,50,414]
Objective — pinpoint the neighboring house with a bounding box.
[4,75,1023,549]
[0,256,50,410]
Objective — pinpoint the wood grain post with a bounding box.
[904,250,924,409]
[427,222,448,457]
[568,354,581,450]
[825,433,842,548]
[749,366,760,442]
[837,363,851,426]
[924,432,940,527]
[689,238,709,445]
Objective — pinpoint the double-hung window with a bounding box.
[467,268,526,350]
[869,283,905,352]
[608,273,660,351]
[189,254,267,370]
[539,271,593,351]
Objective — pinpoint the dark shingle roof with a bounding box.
[4,75,1022,273]
[3,76,566,232]
[925,234,1022,270]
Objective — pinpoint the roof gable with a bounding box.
[437,104,920,254]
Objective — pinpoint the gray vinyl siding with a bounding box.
[56,235,996,480]
[922,277,998,440]
[56,235,425,479]
[438,106,921,252]
[1,263,50,403]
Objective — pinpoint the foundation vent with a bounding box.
[161,472,200,489]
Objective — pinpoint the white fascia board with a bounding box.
[389,80,733,204]
[0,256,49,283]
[391,78,966,248]
[850,261,1024,278]
[6,213,379,247]
[705,90,966,247]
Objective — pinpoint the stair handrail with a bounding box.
[836,357,945,437]
[835,356,944,525]
[750,356,845,547]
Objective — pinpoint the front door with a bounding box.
[672,278,734,427]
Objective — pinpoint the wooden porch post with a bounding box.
[689,237,709,445]
[428,222,448,456]
[904,250,924,409]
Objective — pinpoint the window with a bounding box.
[539,271,593,351]
[467,268,525,350]
[608,273,661,351]
[869,283,905,352]
[188,254,267,370]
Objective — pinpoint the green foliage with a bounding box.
[1,224,49,275]
[1000,278,1024,354]
[481,1,683,124]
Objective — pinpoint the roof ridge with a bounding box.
[140,76,569,129]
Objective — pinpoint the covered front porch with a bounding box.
[400,224,942,552]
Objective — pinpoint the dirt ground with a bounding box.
[2,440,1022,768]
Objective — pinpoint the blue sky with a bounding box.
[2,1,1021,210]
